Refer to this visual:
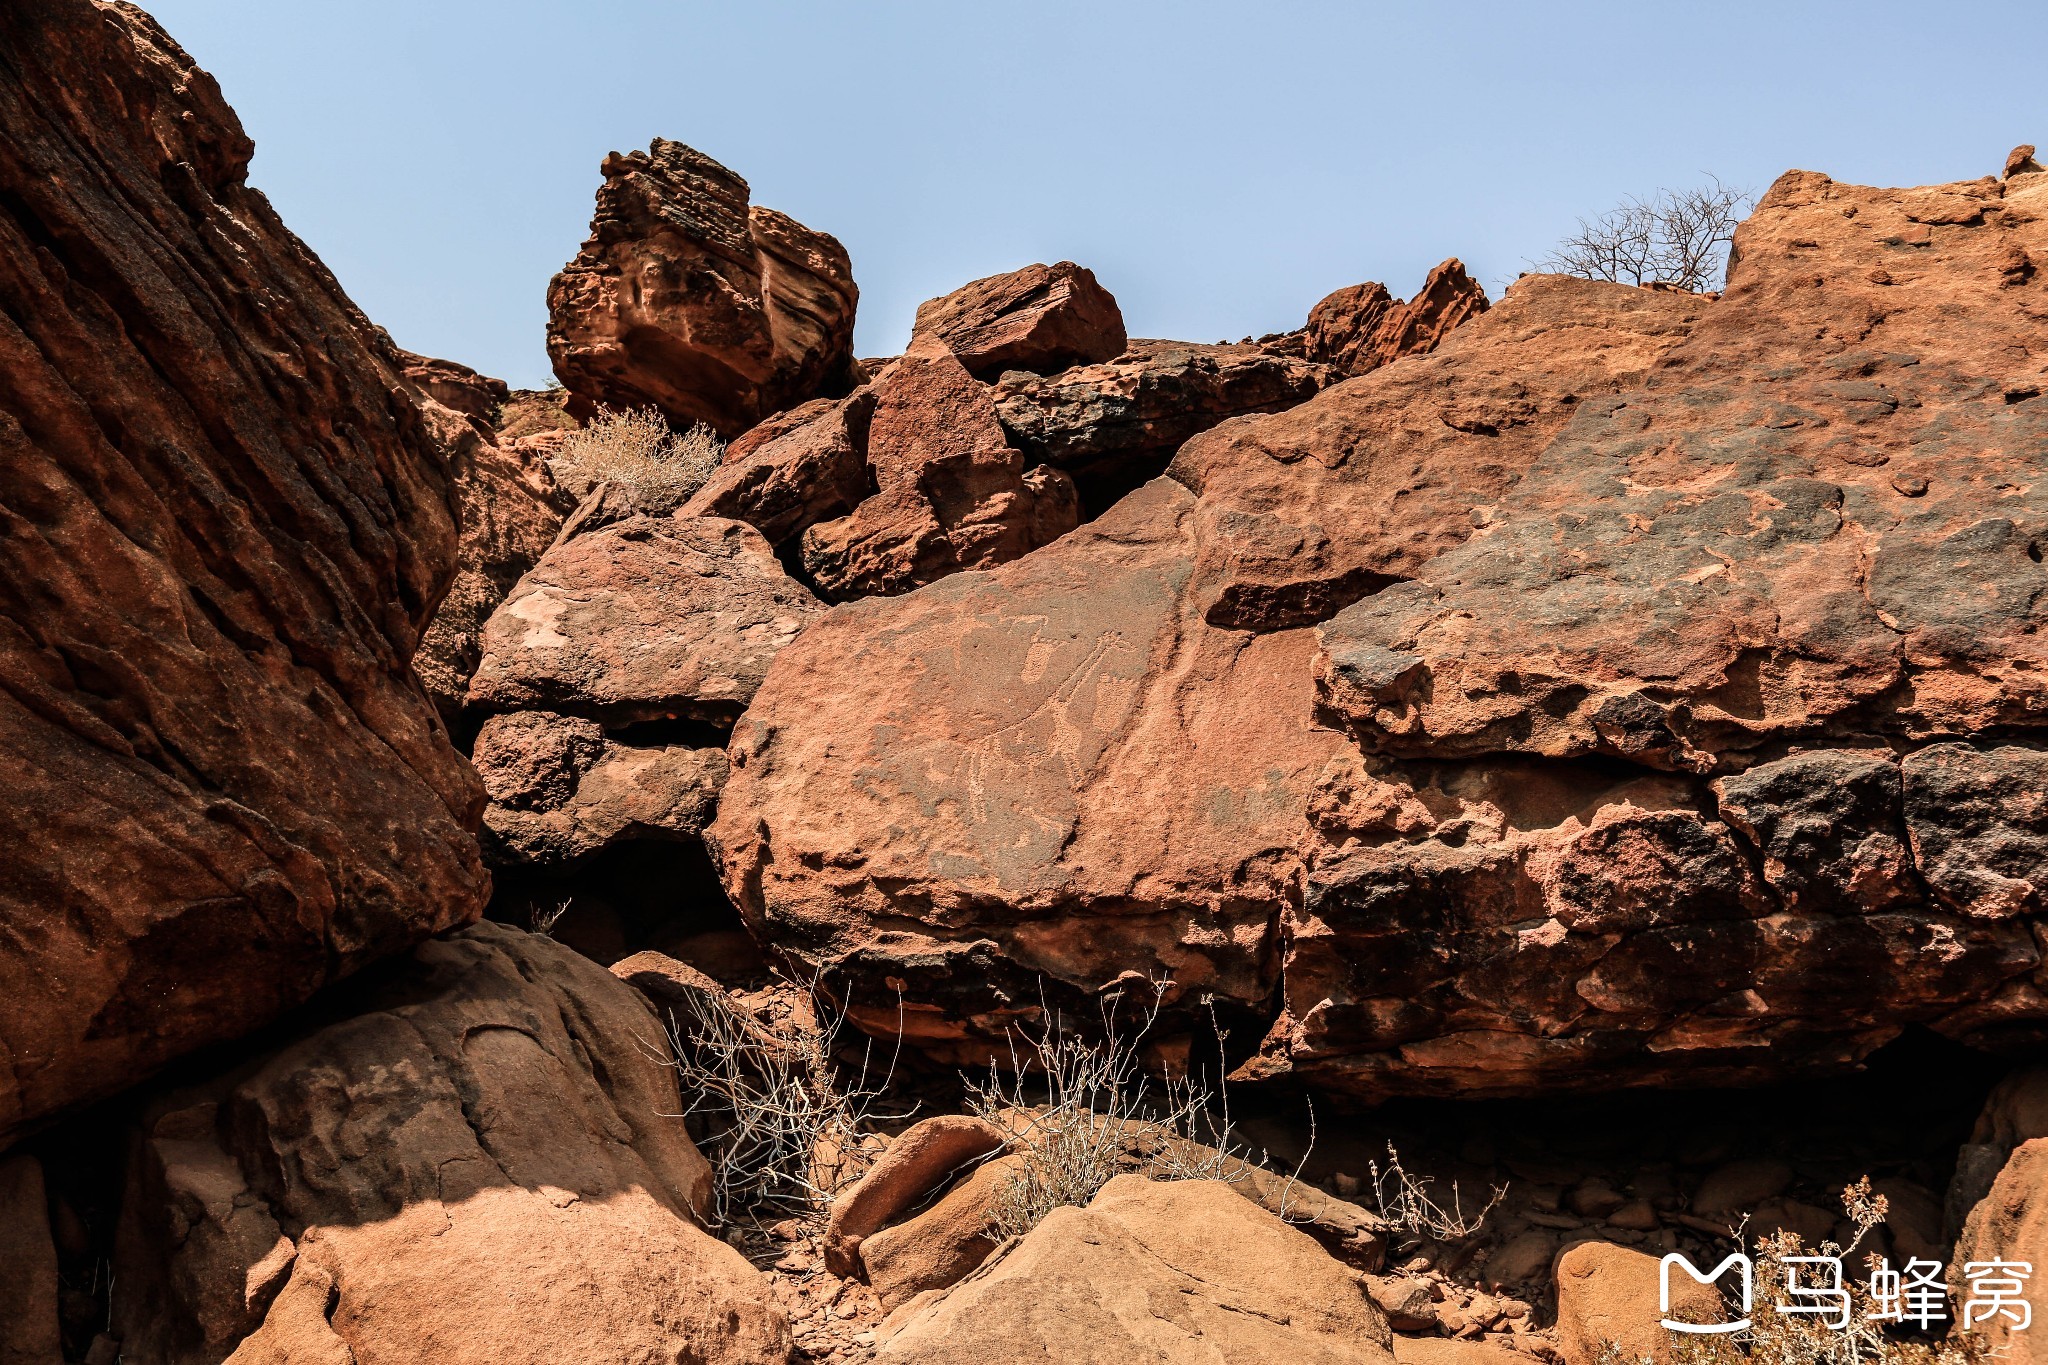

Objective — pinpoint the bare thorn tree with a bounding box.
[1539,177,1754,293]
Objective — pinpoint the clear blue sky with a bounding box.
[142,1,2045,390]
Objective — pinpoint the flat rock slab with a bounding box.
[470,513,823,725]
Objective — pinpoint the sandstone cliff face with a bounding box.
[0,0,490,1143]
[546,137,859,436]
[712,168,2048,1096]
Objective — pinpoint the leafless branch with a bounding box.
[1539,176,1754,293]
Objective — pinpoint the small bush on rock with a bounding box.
[556,406,723,500]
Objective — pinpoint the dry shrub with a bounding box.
[964,988,1304,1240]
[556,406,723,500]
[656,971,906,1228]
[1366,1142,1504,1243]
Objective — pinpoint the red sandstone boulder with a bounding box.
[0,0,490,1143]
[547,137,858,436]
[823,1115,1009,1276]
[471,711,727,868]
[111,922,790,1365]
[469,513,823,725]
[713,167,2048,1097]
[684,389,878,551]
[1287,258,1491,376]
[413,400,574,720]
[910,261,1127,380]
[799,345,1079,597]
[874,1176,1393,1364]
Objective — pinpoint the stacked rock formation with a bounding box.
[712,166,2048,1098]
[546,138,859,436]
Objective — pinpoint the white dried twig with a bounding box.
[655,968,910,1228]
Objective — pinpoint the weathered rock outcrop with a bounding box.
[112,922,789,1365]
[1285,258,1491,376]
[470,513,823,726]
[471,711,726,867]
[909,261,1127,380]
[396,349,509,430]
[547,137,858,436]
[874,1175,1394,1364]
[714,166,2048,1097]
[0,0,490,1142]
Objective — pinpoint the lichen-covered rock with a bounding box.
[910,261,1126,380]
[469,513,823,726]
[112,923,790,1365]
[716,166,2048,1097]
[546,138,858,436]
[0,0,489,1142]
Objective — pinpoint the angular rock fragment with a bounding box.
[910,260,1127,380]
[547,137,858,435]
[1289,258,1491,376]
[472,711,726,867]
[800,346,1078,597]
[993,340,1332,513]
[684,388,878,551]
